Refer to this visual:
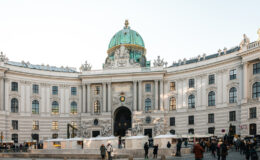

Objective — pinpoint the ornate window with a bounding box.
[208,75,215,84]
[188,128,194,134]
[94,100,100,114]
[70,101,77,114]
[52,121,58,130]
[170,82,175,91]
[52,86,58,95]
[32,84,39,94]
[145,83,151,92]
[208,91,215,106]
[51,101,59,114]
[71,87,77,95]
[249,107,257,119]
[208,113,214,123]
[230,69,237,80]
[11,134,18,143]
[249,123,257,135]
[188,79,195,88]
[145,98,151,112]
[252,82,260,98]
[11,82,18,91]
[11,98,18,113]
[32,100,39,114]
[169,97,176,111]
[95,86,100,95]
[229,111,236,121]
[229,87,237,103]
[188,94,195,108]
[253,62,260,74]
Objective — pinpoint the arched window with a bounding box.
[71,101,77,114]
[249,123,257,135]
[94,100,100,114]
[252,82,260,98]
[229,87,237,103]
[11,98,18,113]
[32,100,39,114]
[188,94,195,108]
[169,97,176,110]
[145,98,151,112]
[208,91,215,106]
[52,101,59,114]
[188,128,194,134]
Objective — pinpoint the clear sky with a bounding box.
[0,0,259,70]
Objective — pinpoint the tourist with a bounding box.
[250,146,259,160]
[153,144,159,159]
[106,143,113,160]
[217,139,222,160]
[144,142,149,159]
[220,141,228,160]
[193,141,204,160]
[240,140,245,155]
[245,141,251,160]
[167,141,171,148]
[118,136,122,149]
[210,140,216,158]
[184,139,188,148]
[100,144,106,160]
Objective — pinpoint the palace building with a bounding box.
[0,21,260,143]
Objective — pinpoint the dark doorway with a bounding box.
[92,131,100,137]
[114,107,131,136]
[144,129,153,138]
[250,123,257,135]
[31,134,39,142]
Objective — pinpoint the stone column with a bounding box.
[0,77,4,111]
[182,79,187,108]
[82,84,86,113]
[133,81,137,111]
[107,82,111,112]
[177,79,183,109]
[87,83,91,113]
[154,80,159,110]
[102,82,106,113]
[243,62,248,101]
[138,80,142,111]
[4,79,9,112]
[160,80,164,111]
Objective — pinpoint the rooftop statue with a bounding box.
[80,60,92,71]
[0,52,9,63]
[240,34,250,48]
[153,56,168,67]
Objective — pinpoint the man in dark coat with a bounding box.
[153,144,159,159]
[176,139,182,156]
[144,142,149,159]
[220,141,228,160]
[100,144,106,160]
[193,142,205,160]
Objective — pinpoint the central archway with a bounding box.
[114,107,132,136]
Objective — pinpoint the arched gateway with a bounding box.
[114,107,132,136]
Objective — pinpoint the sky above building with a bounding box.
[0,0,259,70]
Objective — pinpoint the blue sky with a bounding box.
[0,0,259,70]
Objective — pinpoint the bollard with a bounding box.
[161,155,166,160]
[128,155,133,160]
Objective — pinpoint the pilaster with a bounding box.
[154,80,159,110]
[138,80,142,111]
[133,81,137,111]
[87,83,91,113]
[159,80,164,111]
[107,82,111,112]
[102,82,106,113]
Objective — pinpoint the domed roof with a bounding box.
[108,20,145,50]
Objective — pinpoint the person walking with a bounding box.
[144,142,149,159]
[193,141,205,160]
[217,139,222,160]
[220,141,228,160]
[100,144,106,160]
[176,139,182,156]
[250,146,259,160]
[106,143,113,160]
[245,142,251,160]
[153,144,159,159]
[210,140,216,158]
[167,141,171,148]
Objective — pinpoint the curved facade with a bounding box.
[0,22,260,143]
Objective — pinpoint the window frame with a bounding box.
[229,69,237,80]
[252,82,260,98]
[249,107,257,119]
[229,111,236,121]
[70,101,77,114]
[11,82,18,91]
[32,84,39,94]
[170,82,176,91]
[11,98,19,113]
[12,120,18,130]
[145,83,151,92]
[208,74,215,85]
[145,98,152,112]
[253,62,260,75]
[51,101,59,114]
[208,91,216,106]
[170,117,175,126]
[52,121,58,130]
[52,86,58,95]
[188,79,195,88]
[94,100,100,114]
[188,94,195,108]
[32,120,39,130]
[229,87,237,103]
[188,115,194,125]
[32,100,39,114]
[208,113,214,123]
[169,97,176,111]
[71,87,77,96]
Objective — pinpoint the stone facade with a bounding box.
[0,26,260,144]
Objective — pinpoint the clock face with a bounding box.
[120,96,125,102]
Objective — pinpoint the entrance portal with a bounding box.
[114,107,131,136]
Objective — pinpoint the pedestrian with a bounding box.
[217,139,222,160]
[106,143,113,160]
[193,141,205,160]
[210,140,216,158]
[184,139,188,148]
[220,141,228,160]
[153,144,159,159]
[240,140,245,155]
[144,142,149,159]
[250,146,259,160]
[100,144,106,160]
[176,139,182,156]
[245,142,251,160]
[167,141,171,148]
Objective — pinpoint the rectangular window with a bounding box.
[189,79,195,88]
[229,111,236,121]
[12,120,18,130]
[32,120,39,130]
[11,82,18,91]
[52,121,58,130]
[52,86,58,95]
[71,87,77,95]
[229,69,237,80]
[32,84,39,94]
[188,115,194,125]
[145,83,151,92]
[208,113,214,123]
[253,62,260,74]
[170,117,175,126]
[250,107,257,119]
[12,134,18,143]
[208,127,215,134]
[170,82,176,91]
[95,86,100,95]
[208,75,215,84]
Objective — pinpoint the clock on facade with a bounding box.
[120,96,125,102]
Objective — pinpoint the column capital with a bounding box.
[107,82,111,85]
[138,80,142,83]
[86,83,91,86]
[102,82,106,85]
[133,80,137,83]
[154,80,159,83]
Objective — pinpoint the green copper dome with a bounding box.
[108,21,145,50]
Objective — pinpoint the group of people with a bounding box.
[144,142,159,159]
[100,143,113,160]
[234,138,258,160]
[0,142,41,152]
